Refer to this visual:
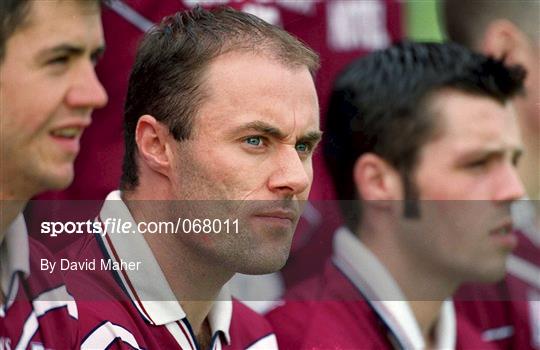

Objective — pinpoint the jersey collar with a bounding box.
[98,190,232,343]
[332,226,456,349]
[1,214,30,310]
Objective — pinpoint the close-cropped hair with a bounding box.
[121,6,319,191]
[0,0,32,61]
[324,41,525,230]
[441,0,540,47]
[0,0,106,62]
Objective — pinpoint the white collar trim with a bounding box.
[98,190,232,342]
[332,226,456,349]
[1,214,29,300]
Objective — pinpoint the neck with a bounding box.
[0,186,28,243]
[123,189,232,335]
[408,300,444,347]
[0,188,27,305]
[359,223,457,346]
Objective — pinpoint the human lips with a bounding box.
[49,120,90,139]
[489,219,518,249]
[50,127,83,138]
[48,120,90,154]
[489,220,513,236]
[252,208,298,226]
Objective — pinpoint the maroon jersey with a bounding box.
[267,227,495,349]
[64,191,277,349]
[0,216,79,349]
[28,3,403,282]
[455,230,540,350]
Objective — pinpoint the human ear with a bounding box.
[135,115,172,178]
[353,153,403,201]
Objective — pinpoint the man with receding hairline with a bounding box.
[64,6,321,349]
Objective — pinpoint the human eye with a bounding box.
[45,54,72,75]
[295,142,312,154]
[466,158,489,169]
[47,55,70,66]
[90,49,104,66]
[511,152,521,167]
[243,136,266,148]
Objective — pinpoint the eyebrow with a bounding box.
[458,146,523,163]
[38,43,105,59]
[233,120,323,144]
[298,130,324,146]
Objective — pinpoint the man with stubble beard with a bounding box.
[63,6,321,350]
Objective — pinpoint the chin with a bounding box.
[465,264,507,284]
[237,250,290,275]
[42,169,75,191]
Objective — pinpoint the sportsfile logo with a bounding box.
[40,218,240,237]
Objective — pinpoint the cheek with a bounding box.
[415,174,457,199]
[300,162,314,197]
[417,168,484,200]
[2,89,57,144]
[185,149,261,199]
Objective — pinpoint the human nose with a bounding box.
[493,163,525,202]
[267,146,311,197]
[66,61,108,110]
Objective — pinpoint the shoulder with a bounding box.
[267,262,388,349]
[228,299,278,350]
[4,238,80,349]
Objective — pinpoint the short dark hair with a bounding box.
[121,6,319,191]
[441,0,539,47]
[0,0,106,62]
[324,41,525,230]
[0,0,31,61]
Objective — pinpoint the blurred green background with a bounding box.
[406,0,445,42]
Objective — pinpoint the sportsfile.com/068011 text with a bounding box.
[40,218,240,237]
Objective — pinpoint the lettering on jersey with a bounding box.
[242,4,281,26]
[326,0,390,51]
[276,0,316,15]
[183,0,231,8]
[182,0,282,25]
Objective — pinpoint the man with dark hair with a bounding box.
[267,41,525,349]
[0,0,108,348]
[442,2,540,348]
[441,0,539,240]
[64,6,321,349]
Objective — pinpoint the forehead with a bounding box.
[195,51,319,135]
[24,0,99,24]
[12,0,102,45]
[426,90,520,150]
